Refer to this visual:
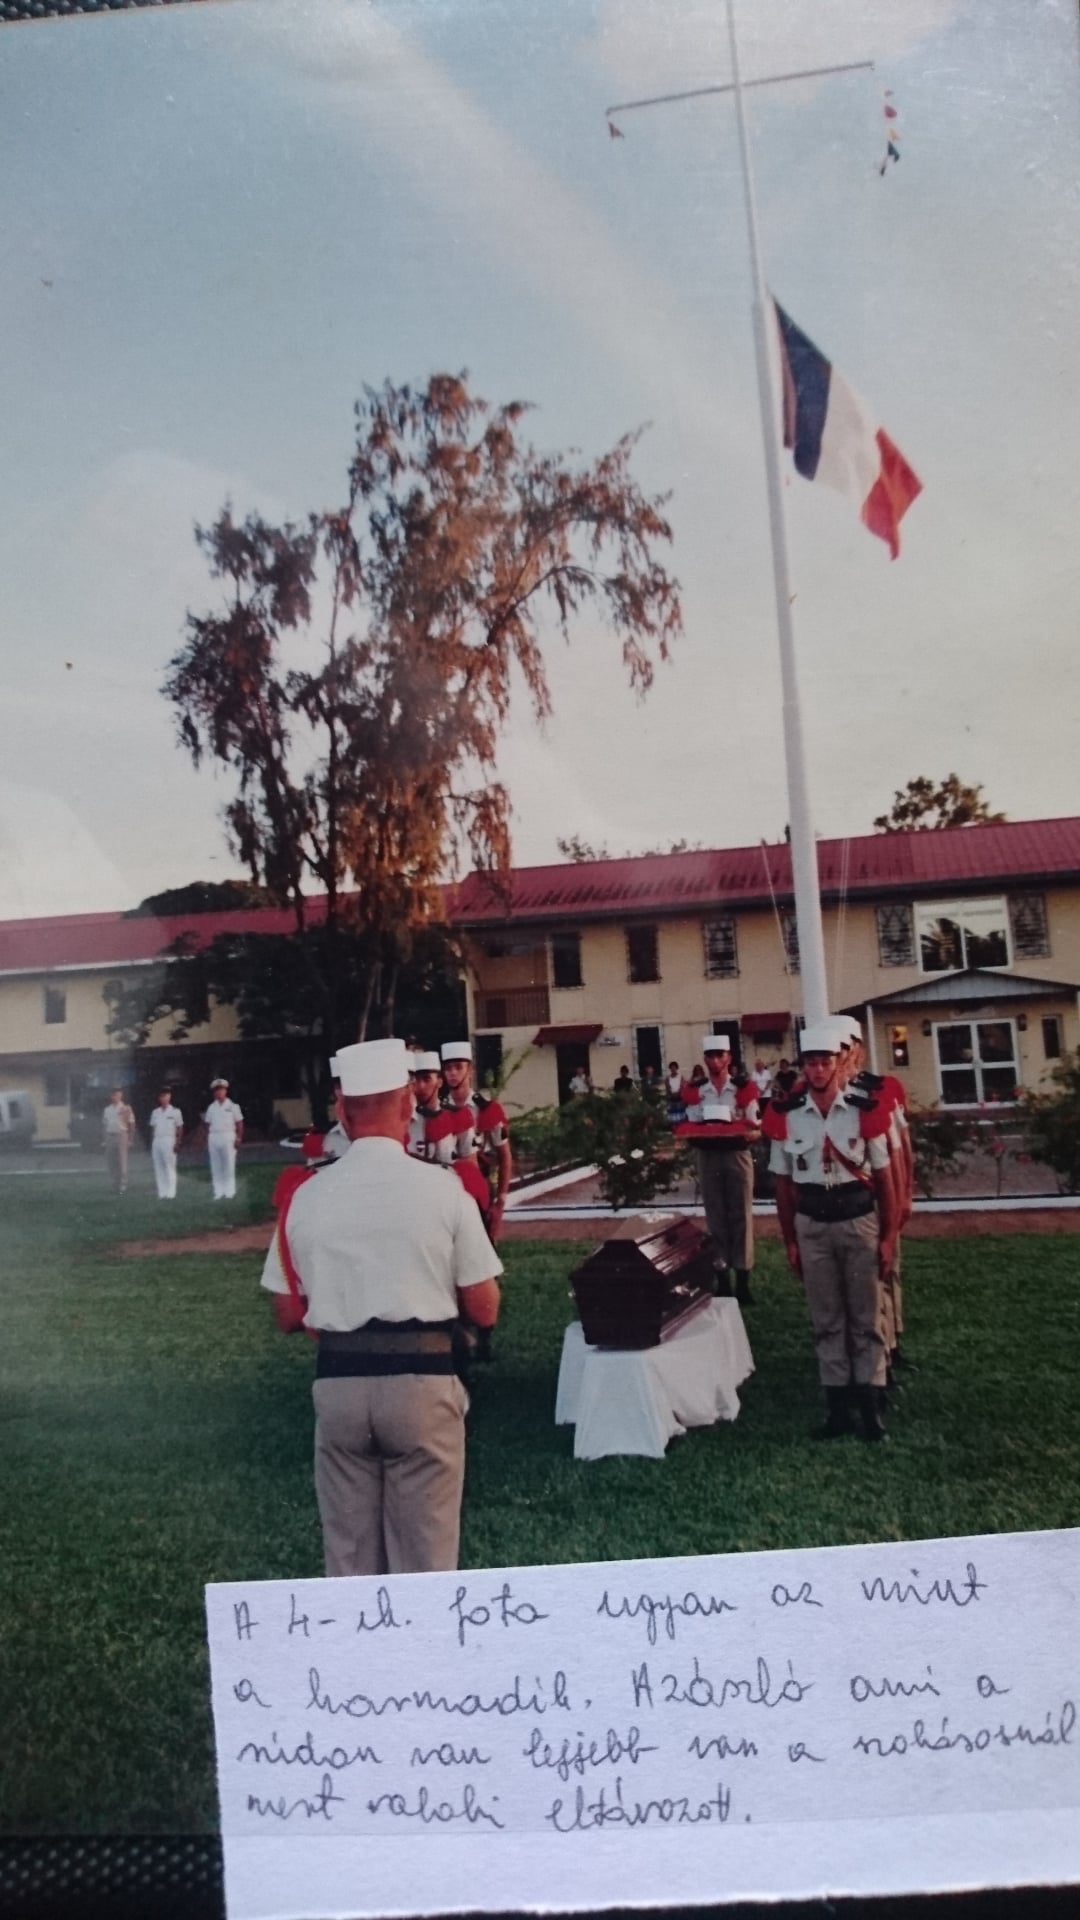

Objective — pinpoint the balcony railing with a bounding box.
[474,986,550,1030]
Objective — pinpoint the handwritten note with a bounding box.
[207,1528,1080,1918]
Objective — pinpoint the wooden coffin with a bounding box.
[570,1216,714,1350]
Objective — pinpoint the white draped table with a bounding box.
[554,1299,754,1461]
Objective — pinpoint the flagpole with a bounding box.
[725,0,831,1027]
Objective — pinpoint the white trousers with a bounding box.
[209,1137,237,1198]
[152,1140,177,1199]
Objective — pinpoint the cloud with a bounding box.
[247,0,752,454]
[0,780,132,917]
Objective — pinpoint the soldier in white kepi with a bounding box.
[440,1041,513,1241]
[203,1077,244,1199]
[260,1038,502,1576]
[683,1033,761,1303]
[769,1023,899,1443]
[148,1087,183,1199]
[406,1052,448,1163]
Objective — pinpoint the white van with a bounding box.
[0,1090,37,1147]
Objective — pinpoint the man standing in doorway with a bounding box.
[684,1034,760,1304]
[204,1077,244,1200]
[149,1087,183,1199]
[102,1086,136,1194]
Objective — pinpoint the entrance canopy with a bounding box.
[851,968,1079,1009]
[740,1011,789,1034]
[532,1023,604,1047]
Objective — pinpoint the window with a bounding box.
[44,1068,69,1108]
[935,1020,1018,1105]
[1042,1016,1063,1060]
[702,917,739,979]
[475,1033,503,1089]
[44,985,67,1025]
[876,902,916,968]
[1008,893,1051,960]
[889,1024,910,1068]
[915,897,1010,973]
[626,924,660,984]
[779,908,800,974]
[550,931,583,989]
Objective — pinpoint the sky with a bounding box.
[2,0,1078,915]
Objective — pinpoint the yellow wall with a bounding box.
[465,892,1080,1113]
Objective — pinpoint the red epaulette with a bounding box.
[682,1084,701,1106]
[449,1104,474,1136]
[474,1098,507,1132]
[424,1109,457,1144]
[882,1074,907,1111]
[734,1082,758,1113]
[302,1130,325,1161]
[271,1165,316,1212]
[760,1102,786,1142]
[857,1098,893,1141]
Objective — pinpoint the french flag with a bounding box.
[773,300,922,559]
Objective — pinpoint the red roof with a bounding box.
[4,815,1080,971]
[0,900,327,976]
[452,816,1080,926]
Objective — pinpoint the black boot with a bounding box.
[891,1344,918,1374]
[816,1386,854,1440]
[734,1269,755,1306]
[856,1385,889,1444]
[711,1266,735,1298]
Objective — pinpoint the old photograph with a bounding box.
[1,0,1078,1864]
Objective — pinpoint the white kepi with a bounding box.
[702,1033,732,1053]
[441,1041,473,1062]
[799,1023,846,1056]
[335,1039,410,1096]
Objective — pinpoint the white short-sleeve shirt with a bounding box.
[685,1079,760,1127]
[102,1102,134,1137]
[768,1091,891,1185]
[260,1135,503,1331]
[150,1105,183,1142]
[204,1098,242,1138]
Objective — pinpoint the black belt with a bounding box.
[316,1319,457,1379]
[795,1184,875,1223]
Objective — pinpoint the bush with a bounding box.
[556,1090,687,1210]
[908,1105,976,1199]
[1017,1051,1080,1193]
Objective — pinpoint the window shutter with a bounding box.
[876,901,916,968]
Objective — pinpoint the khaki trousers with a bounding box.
[796,1211,888,1388]
[313,1374,468,1577]
[104,1134,130,1192]
[696,1147,755,1271]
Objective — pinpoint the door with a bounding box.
[633,1024,664,1084]
[555,1042,589,1104]
[934,1019,1019,1105]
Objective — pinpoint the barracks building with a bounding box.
[2,817,1079,1141]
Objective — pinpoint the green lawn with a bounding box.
[2,1168,1078,1834]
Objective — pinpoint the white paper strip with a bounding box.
[206,1527,1080,1918]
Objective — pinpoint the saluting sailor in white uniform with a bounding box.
[203,1077,243,1199]
[149,1088,183,1199]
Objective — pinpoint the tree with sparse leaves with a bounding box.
[873,774,1006,834]
[164,373,681,1039]
[556,834,701,862]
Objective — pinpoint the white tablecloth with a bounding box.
[554,1299,754,1461]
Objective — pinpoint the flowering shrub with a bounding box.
[1016,1052,1080,1193]
[907,1105,976,1199]
[558,1090,685,1210]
